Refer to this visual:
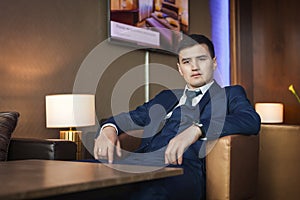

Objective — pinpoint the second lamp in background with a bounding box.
[255,103,284,123]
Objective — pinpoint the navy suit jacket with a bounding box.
[99,82,261,200]
[102,82,261,162]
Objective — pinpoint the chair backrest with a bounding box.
[258,124,300,200]
[206,135,259,200]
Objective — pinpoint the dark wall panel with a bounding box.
[252,0,300,124]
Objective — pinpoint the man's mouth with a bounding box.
[191,73,201,77]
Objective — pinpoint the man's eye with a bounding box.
[198,57,207,61]
[182,60,190,64]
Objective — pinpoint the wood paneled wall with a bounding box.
[232,0,300,125]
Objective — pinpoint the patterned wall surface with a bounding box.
[0,0,211,139]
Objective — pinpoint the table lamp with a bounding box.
[255,103,284,123]
[45,94,95,159]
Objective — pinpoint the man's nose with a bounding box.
[190,59,199,70]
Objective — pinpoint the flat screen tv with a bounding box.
[109,0,189,53]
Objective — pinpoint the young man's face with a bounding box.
[177,44,217,89]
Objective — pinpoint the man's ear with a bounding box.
[213,57,217,70]
[177,63,183,76]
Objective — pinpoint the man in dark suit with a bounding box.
[94,34,260,200]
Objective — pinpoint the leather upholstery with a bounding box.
[206,135,259,200]
[258,124,300,200]
[0,112,19,161]
[7,138,77,161]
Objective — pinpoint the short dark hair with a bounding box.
[177,34,215,59]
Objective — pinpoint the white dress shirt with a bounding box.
[165,81,214,119]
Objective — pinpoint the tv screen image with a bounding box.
[109,0,189,53]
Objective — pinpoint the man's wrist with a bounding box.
[192,121,206,139]
[101,123,118,135]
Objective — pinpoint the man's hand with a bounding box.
[164,125,202,165]
[94,126,122,163]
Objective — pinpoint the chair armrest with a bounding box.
[7,138,77,161]
[206,134,259,200]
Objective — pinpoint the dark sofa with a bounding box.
[0,111,77,162]
[8,138,77,161]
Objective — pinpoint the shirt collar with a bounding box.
[183,80,214,96]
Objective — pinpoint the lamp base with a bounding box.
[60,130,82,160]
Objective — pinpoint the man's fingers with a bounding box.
[100,147,108,158]
[165,139,186,165]
[165,145,178,165]
[177,148,184,165]
[164,145,171,164]
[94,138,109,160]
[177,157,183,165]
[94,139,101,159]
[164,151,169,164]
[94,146,99,160]
[170,151,177,164]
[107,145,115,164]
[116,140,122,157]
[94,129,121,163]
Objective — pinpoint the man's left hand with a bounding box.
[164,125,202,165]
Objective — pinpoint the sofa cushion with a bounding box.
[0,112,20,161]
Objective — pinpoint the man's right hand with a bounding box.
[93,126,122,163]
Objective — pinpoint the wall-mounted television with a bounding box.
[109,0,189,53]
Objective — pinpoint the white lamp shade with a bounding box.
[46,94,95,128]
[255,103,284,123]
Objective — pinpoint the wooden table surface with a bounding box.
[0,159,183,199]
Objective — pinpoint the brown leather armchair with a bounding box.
[206,135,259,200]
[117,131,259,200]
[257,124,300,200]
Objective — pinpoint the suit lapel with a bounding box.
[198,82,222,113]
[145,89,182,136]
[165,89,183,113]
